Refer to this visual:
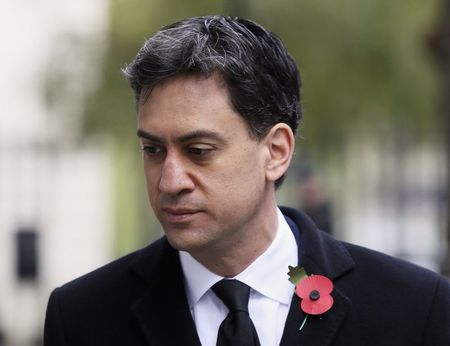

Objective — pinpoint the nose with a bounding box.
[158,153,195,195]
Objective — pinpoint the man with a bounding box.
[44,15,450,345]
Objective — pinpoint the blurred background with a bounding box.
[1,0,449,345]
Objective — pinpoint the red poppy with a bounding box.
[295,275,334,315]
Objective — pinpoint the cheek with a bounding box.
[143,167,160,204]
[211,151,266,199]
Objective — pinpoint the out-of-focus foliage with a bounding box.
[82,0,440,253]
[84,0,440,152]
[253,0,439,155]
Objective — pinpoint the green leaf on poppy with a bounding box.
[288,265,308,285]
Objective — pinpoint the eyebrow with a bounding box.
[137,129,163,142]
[136,128,226,144]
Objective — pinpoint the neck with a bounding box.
[192,197,279,277]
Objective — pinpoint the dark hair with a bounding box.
[123,15,302,187]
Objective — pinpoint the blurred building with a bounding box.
[333,135,447,272]
[0,1,111,345]
[285,136,447,272]
[279,132,449,272]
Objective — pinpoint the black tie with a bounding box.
[212,279,261,346]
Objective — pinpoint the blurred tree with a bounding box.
[428,0,450,276]
[249,0,439,156]
[82,0,443,255]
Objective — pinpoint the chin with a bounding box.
[164,231,206,253]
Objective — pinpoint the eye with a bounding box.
[141,144,164,156]
[187,146,214,158]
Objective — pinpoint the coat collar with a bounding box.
[130,239,201,346]
[280,206,354,346]
[129,207,355,346]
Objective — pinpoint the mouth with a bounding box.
[161,207,202,223]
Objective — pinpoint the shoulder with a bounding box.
[341,240,447,293]
[44,236,184,345]
[340,241,450,343]
[282,205,450,341]
[54,236,171,301]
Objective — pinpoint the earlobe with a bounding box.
[265,123,295,183]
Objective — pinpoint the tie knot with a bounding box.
[212,279,250,313]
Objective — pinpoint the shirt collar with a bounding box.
[179,249,223,309]
[180,207,298,308]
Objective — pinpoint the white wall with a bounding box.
[0,1,111,345]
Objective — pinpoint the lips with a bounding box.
[161,207,201,223]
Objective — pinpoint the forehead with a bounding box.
[137,75,250,140]
[141,74,229,107]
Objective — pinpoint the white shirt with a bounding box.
[179,208,298,346]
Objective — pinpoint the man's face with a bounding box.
[137,75,272,257]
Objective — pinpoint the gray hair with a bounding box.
[123,15,302,186]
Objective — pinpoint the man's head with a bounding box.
[124,15,302,187]
[127,16,300,270]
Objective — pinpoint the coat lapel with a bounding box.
[130,239,201,346]
[280,207,354,346]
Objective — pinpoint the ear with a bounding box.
[264,123,295,183]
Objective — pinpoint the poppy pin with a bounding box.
[288,266,334,331]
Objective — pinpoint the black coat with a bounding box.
[44,207,450,345]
